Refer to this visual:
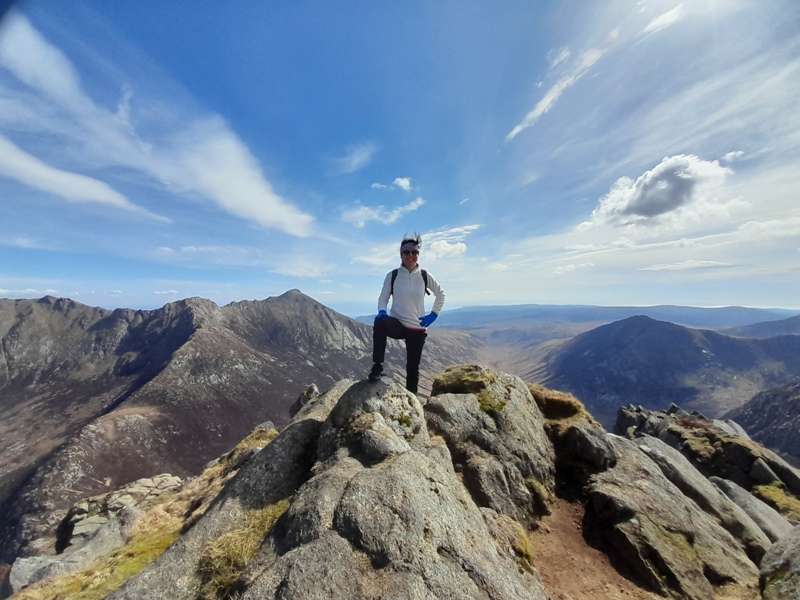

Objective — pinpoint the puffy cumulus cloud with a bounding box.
[341,197,425,228]
[428,240,467,258]
[722,151,745,163]
[371,177,413,192]
[581,154,734,230]
[393,177,412,191]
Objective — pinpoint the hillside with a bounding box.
[724,384,800,464]
[0,293,481,563]
[723,315,800,339]
[539,315,800,428]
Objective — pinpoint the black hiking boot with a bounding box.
[368,362,383,382]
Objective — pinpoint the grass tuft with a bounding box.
[197,499,290,600]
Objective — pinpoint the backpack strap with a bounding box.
[390,268,431,296]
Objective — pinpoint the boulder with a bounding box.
[10,504,143,593]
[760,524,800,600]
[425,365,556,525]
[711,477,794,543]
[586,436,759,599]
[633,434,772,564]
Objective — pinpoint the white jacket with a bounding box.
[378,265,445,330]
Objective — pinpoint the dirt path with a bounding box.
[528,497,662,600]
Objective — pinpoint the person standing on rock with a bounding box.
[368,233,445,395]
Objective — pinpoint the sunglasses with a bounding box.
[402,250,419,256]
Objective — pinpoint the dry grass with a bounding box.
[11,425,280,600]
[196,499,290,600]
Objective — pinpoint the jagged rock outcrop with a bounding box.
[633,435,773,564]
[9,368,800,600]
[108,376,548,599]
[617,404,800,498]
[711,477,793,544]
[760,524,800,600]
[586,435,759,599]
[425,365,556,526]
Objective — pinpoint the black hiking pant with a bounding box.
[372,316,427,395]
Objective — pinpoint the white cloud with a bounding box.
[0,133,167,220]
[0,14,313,237]
[642,4,685,35]
[639,260,731,271]
[547,47,571,69]
[553,263,594,275]
[506,48,605,142]
[371,177,413,192]
[0,14,92,114]
[156,245,272,267]
[329,142,378,175]
[721,151,744,163]
[424,224,481,245]
[168,118,314,237]
[393,177,412,191]
[153,289,178,295]
[271,259,331,279]
[428,240,467,258]
[341,197,425,228]
[580,154,735,230]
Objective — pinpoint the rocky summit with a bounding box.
[6,365,800,600]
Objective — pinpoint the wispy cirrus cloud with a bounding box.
[0,13,313,236]
[328,142,378,175]
[0,134,168,221]
[642,4,685,36]
[505,47,605,142]
[341,197,425,228]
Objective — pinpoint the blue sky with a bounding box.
[1,1,799,317]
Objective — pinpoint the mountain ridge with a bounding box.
[0,292,482,562]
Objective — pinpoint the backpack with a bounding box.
[391,268,430,296]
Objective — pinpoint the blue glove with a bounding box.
[419,312,437,328]
[374,310,388,323]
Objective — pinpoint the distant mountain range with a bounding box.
[434,303,798,330]
[538,315,800,428]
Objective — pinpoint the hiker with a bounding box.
[368,234,445,395]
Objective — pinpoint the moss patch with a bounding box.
[197,499,290,600]
[431,364,497,397]
[525,478,553,516]
[753,483,800,521]
[11,528,181,600]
